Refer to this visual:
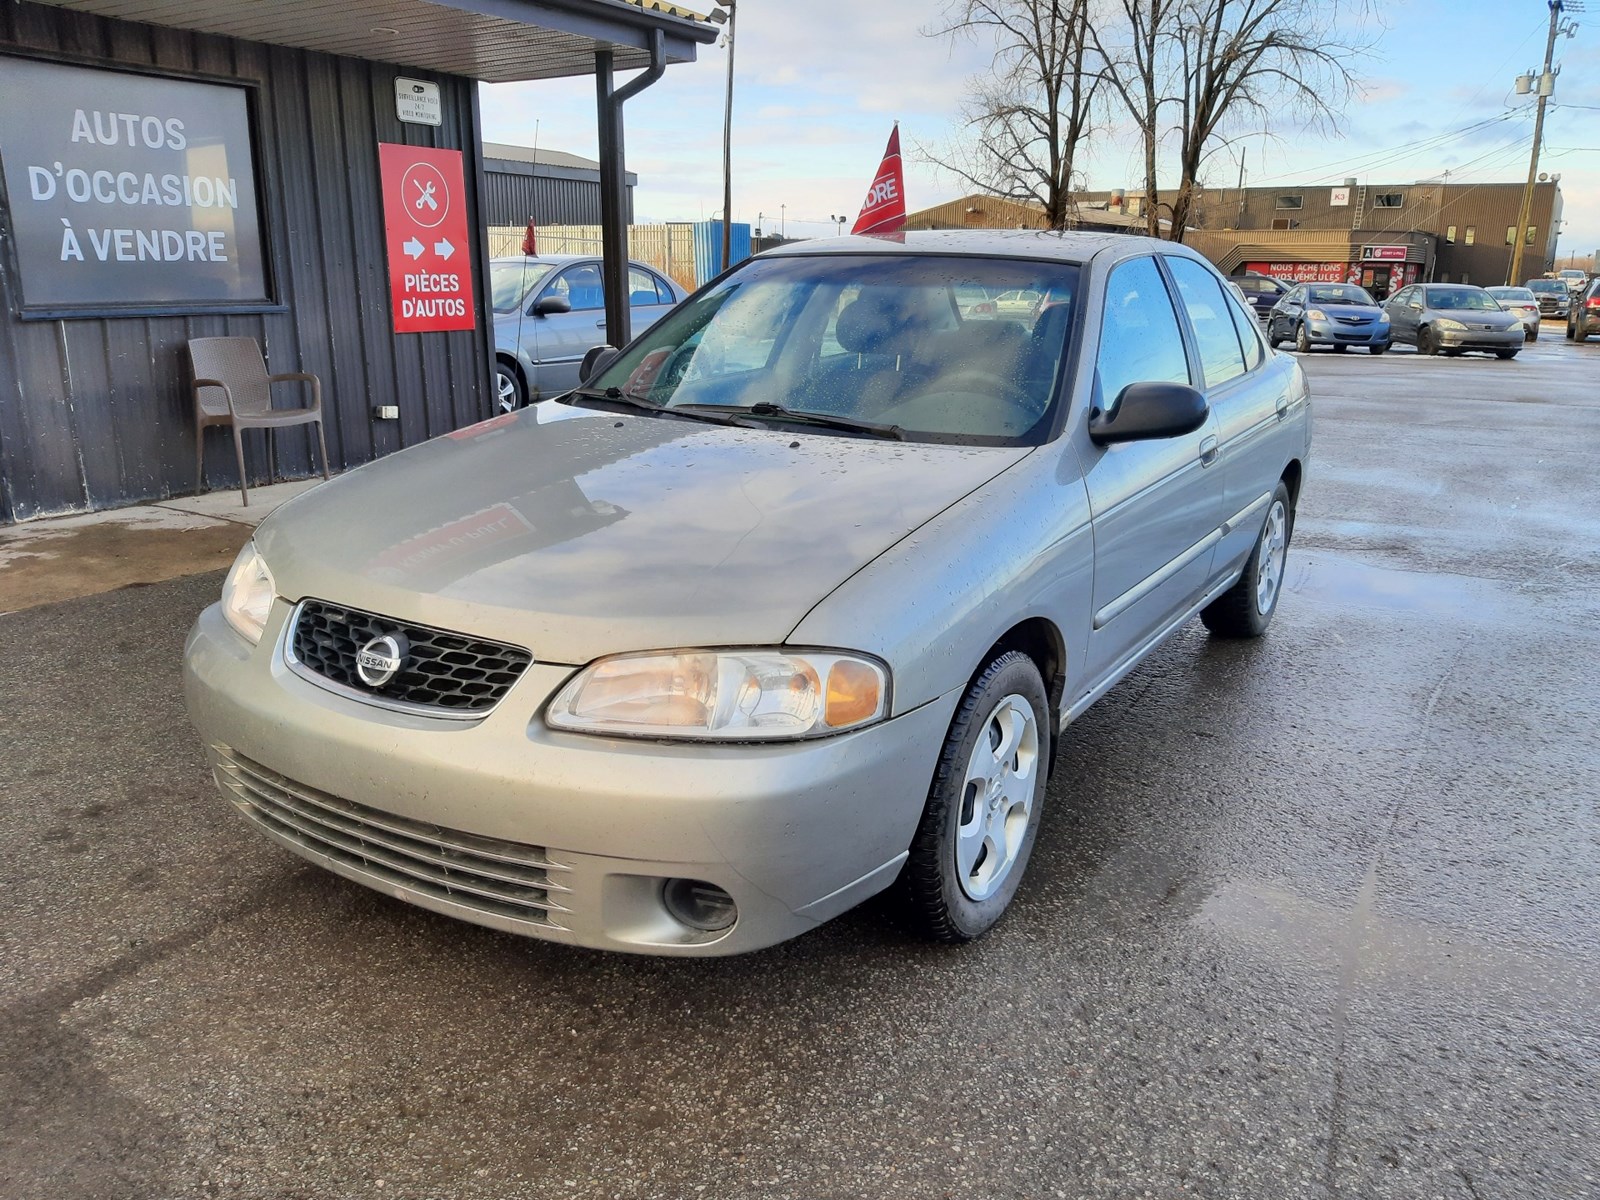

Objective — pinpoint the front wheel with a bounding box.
[901,651,1049,943]
[1369,342,1388,356]
[1417,326,1438,356]
[1496,348,1519,360]
[1201,480,1293,639]
[1295,324,1312,353]
[495,363,526,413]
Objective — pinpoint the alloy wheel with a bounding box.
[955,694,1040,902]
[1255,499,1289,615]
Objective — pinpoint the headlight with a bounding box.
[220,540,275,644]
[546,649,890,741]
[1435,318,1466,332]
[1376,311,1390,324]
[1305,308,1328,321]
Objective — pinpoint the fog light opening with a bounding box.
[661,878,738,932]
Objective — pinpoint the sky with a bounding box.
[479,0,1600,258]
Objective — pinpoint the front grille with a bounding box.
[289,599,532,716]
[214,747,568,929]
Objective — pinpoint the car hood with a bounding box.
[255,404,1031,664]
[1312,304,1383,319]
[1429,307,1520,327]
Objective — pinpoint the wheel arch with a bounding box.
[971,617,1067,771]
[1280,458,1304,510]
[495,353,531,401]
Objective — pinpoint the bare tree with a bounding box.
[923,0,1100,230]
[1087,0,1180,237]
[1164,0,1367,241]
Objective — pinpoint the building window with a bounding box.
[1271,218,1292,231]
[1374,193,1404,208]
[1439,273,1450,283]
[1505,226,1518,246]
[1526,226,1538,246]
[1275,195,1304,210]
[1445,225,1457,244]
[1464,226,1476,246]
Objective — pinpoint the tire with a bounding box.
[1201,480,1293,639]
[1566,319,1577,340]
[901,651,1049,943]
[1267,325,1282,350]
[1496,349,1519,360]
[1527,326,1539,342]
[1578,323,1592,344]
[1333,343,1349,353]
[1369,343,1388,356]
[1417,326,1439,356]
[1295,323,1312,353]
[495,363,526,413]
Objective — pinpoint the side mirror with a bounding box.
[1089,381,1209,446]
[579,344,621,384]
[531,294,572,317]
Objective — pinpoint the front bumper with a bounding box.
[1303,319,1389,346]
[184,601,958,955]
[1436,326,1524,352]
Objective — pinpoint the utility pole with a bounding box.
[1508,1,1576,285]
[1235,147,1247,227]
[716,0,737,273]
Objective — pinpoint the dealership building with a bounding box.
[0,0,712,524]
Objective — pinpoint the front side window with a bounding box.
[1096,257,1191,410]
[548,264,605,311]
[1165,257,1247,388]
[587,254,1081,445]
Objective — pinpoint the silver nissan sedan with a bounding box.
[185,231,1311,956]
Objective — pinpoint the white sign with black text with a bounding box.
[395,78,442,127]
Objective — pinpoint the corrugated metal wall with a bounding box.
[0,1,493,523]
[482,165,632,227]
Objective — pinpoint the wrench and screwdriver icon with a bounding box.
[414,180,439,211]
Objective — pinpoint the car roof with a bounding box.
[756,228,1183,267]
[490,254,594,266]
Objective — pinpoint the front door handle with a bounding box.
[1199,435,1219,466]
[596,320,607,328]
[1275,394,1290,421]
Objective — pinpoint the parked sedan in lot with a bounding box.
[1526,277,1571,320]
[1485,286,1542,340]
[185,232,1310,956]
[490,256,687,412]
[1232,273,1288,321]
[1267,283,1390,353]
[1382,283,1523,358]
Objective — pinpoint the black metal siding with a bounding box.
[0,1,493,522]
[482,162,634,226]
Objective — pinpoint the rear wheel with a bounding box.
[902,651,1049,943]
[1201,480,1293,639]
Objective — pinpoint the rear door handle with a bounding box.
[1275,394,1290,420]
[595,320,607,328]
[1199,435,1219,466]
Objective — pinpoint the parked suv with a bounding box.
[1526,278,1571,320]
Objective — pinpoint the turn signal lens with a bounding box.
[825,659,883,727]
[220,541,275,645]
[546,649,890,741]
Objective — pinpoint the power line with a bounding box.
[1251,110,1523,188]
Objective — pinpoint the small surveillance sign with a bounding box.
[395,78,442,127]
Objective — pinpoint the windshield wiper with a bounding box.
[565,387,750,428]
[676,401,906,440]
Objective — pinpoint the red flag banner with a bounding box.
[851,125,906,236]
[521,218,538,257]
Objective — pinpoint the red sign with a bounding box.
[852,125,906,236]
[378,143,476,333]
[1246,261,1349,283]
[1361,245,1408,262]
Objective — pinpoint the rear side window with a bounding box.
[1166,257,1247,388]
[1097,257,1191,407]
[1225,290,1265,369]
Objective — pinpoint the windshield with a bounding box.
[1489,287,1536,301]
[490,260,559,314]
[1424,287,1500,312]
[586,254,1081,445]
[1528,280,1566,293]
[1306,285,1375,305]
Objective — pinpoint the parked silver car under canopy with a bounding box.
[184,231,1311,956]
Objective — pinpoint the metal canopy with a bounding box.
[31,0,714,82]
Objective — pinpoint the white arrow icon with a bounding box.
[434,238,455,260]
[402,237,424,259]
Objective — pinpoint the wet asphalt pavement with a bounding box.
[3,331,1598,1199]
